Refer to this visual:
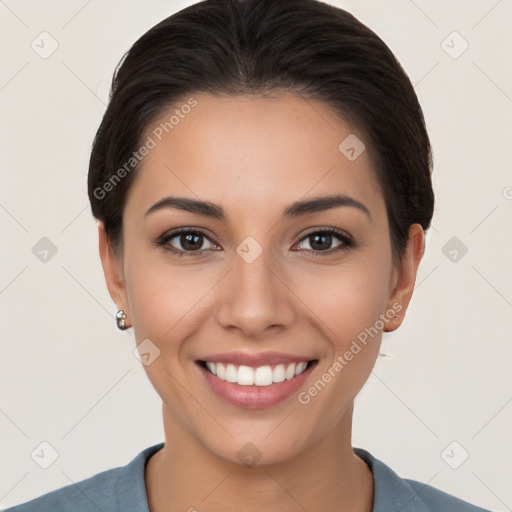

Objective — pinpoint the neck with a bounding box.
[145,403,374,512]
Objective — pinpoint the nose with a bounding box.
[216,248,296,339]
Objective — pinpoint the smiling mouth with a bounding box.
[197,360,318,387]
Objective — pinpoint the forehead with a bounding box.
[125,93,384,221]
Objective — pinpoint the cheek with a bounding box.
[296,269,386,422]
[123,255,204,418]
[292,255,391,338]
[124,250,214,340]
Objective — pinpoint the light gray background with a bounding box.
[1,1,511,510]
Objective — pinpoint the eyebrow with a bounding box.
[144,194,371,221]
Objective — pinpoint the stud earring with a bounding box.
[116,310,128,330]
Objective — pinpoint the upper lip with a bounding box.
[198,351,315,367]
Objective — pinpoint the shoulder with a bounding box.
[2,443,164,512]
[353,447,493,512]
[404,477,493,512]
[2,466,122,512]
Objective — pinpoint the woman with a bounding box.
[3,0,493,510]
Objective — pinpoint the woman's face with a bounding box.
[100,93,423,465]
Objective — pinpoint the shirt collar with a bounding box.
[115,443,430,512]
[115,442,164,512]
[354,447,431,512]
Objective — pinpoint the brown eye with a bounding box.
[175,232,205,251]
[295,228,354,255]
[155,228,218,256]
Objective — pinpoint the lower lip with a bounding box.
[197,361,317,409]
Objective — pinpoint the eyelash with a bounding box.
[154,227,355,258]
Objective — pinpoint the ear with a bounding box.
[98,221,130,325]
[384,223,425,332]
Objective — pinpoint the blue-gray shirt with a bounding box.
[2,442,492,511]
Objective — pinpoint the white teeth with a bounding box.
[254,365,273,386]
[225,364,237,383]
[203,360,310,386]
[285,363,296,380]
[216,362,226,380]
[238,365,254,385]
[206,362,217,375]
[295,362,308,375]
[273,364,286,383]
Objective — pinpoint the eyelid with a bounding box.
[156,227,218,251]
[297,226,353,244]
[293,227,354,254]
[155,226,355,257]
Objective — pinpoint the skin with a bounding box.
[98,93,424,512]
